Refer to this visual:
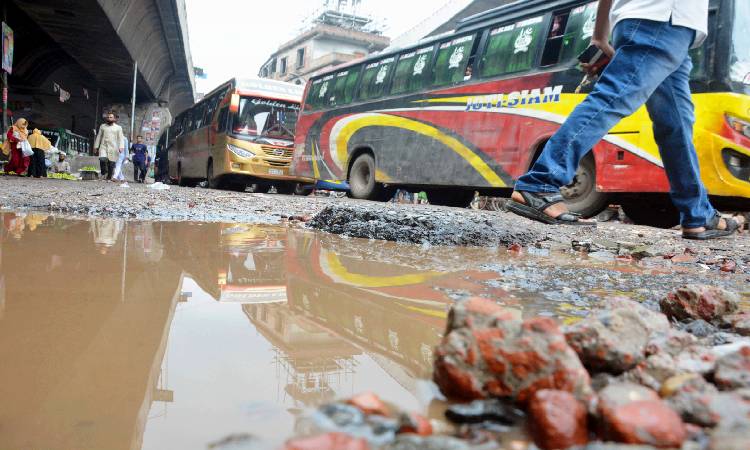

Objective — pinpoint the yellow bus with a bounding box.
[169,78,304,193]
[293,0,750,226]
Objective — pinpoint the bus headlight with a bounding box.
[228,145,254,158]
[726,115,750,139]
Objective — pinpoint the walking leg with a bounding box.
[645,56,716,228]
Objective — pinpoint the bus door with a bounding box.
[209,93,231,176]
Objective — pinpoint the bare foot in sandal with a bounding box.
[683,214,745,240]
[509,191,596,226]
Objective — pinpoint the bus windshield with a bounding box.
[731,0,750,85]
[232,97,299,141]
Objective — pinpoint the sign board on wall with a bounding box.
[2,22,13,74]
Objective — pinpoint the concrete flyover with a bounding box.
[6,0,195,143]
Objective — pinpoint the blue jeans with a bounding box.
[515,19,715,228]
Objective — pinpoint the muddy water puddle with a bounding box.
[0,212,747,450]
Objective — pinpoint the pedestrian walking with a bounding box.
[154,140,169,183]
[507,0,744,240]
[112,135,129,183]
[26,129,52,178]
[4,119,31,176]
[130,135,149,183]
[94,112,125,181]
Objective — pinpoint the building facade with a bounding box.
[259,5,390,85]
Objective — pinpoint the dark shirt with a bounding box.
[130,144,149,164]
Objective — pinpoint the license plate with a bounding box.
[268,169,284,175]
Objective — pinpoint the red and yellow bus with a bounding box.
[169,78,304,193]
[292,0,750,226]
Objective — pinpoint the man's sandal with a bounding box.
[683,213,741,240]
[507,191,596,227]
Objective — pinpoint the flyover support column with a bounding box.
[130,61,138,141]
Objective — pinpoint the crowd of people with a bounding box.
[2,118,71,177]
[1,112,159,183]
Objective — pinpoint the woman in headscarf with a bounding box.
[26,129,52,178]
[5,118,31,175]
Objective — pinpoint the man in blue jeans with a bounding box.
[508,0,744,240]
[130,135,149,183]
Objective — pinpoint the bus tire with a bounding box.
[349,153,387,201]
[207,160,222,189]
[177,164,196,188]
[293,182,314,196]
[560,155,609,218]
[275,183,296,195]
[426,189,475,208]
[621,200,680,229]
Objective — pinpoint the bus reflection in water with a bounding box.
[292,0,750,227]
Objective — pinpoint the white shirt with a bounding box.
[610,0,709,48]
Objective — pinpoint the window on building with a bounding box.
[271,59,277,74]
[432,34,476,87]
[280,57,288,75]
[357,57,395,100]
[296,48,306,69]
[390,45,434,95]
[480,16,545,78]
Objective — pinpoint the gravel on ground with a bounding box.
[1,176,748,274]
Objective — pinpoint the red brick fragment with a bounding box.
[346,392,390,417]
[529,390,589,450]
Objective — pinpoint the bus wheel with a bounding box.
[248,183,270,194]
[621,200,680,229]
[426,189,476,208]
[275,183,296,195]
[293,183,314,196]
[207,161,222,189]
[177,164,196,187]
[560,155,609,218]
[349,153,387,201]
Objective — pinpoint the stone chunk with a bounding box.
[444,399,524,425]
[284,433,369,450]
[721,312,750,337]
[596,384,687,447]
[565,309,650,374]
[384,435,470,450]
[397,413,433,436]
[714,346,750,390]
[347,392,391,417]
[434,299,591,403]
[528,390,589,450]
[709,421,750,450]
[600,400,686,448]
[659,285,739,323]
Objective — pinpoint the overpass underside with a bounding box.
[5,0,194,145]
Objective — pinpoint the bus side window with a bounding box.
[557,2,599,65]
[689,10,716,80]
[390,45,434,95]
[305,79,324,111]
[541,12,570,66]
[217,107,229,133]
[480,16,544,78]
[357,58,395,101]
[341,66,362,105]
[432,34,476,87]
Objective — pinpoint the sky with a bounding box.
[184,0,463,94]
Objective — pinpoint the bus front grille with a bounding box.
[260,146,294,159]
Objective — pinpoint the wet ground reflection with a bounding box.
[0,213,746,449]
